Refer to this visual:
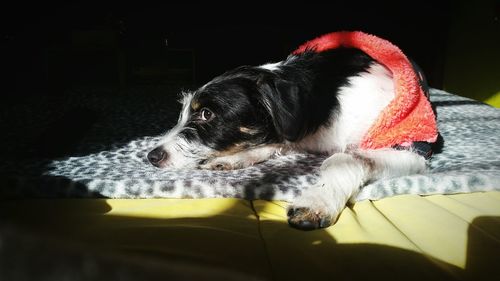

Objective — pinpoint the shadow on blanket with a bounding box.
[1,199,498,281]
[0,88,181,198]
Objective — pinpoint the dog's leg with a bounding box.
[287,149,427,230]
[200,145,284,170]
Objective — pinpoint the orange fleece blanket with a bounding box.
[293,31,438,149]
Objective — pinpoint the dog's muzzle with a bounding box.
[147,147,168,167]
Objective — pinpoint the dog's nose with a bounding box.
[147,147,167,167]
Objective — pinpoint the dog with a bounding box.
[147,38,432,230]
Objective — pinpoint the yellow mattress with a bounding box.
[2,192,500,280]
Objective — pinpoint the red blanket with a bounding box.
[293,31,438,149]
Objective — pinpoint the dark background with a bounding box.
[1,1,456,99]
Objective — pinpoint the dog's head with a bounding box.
[147,65,306,168]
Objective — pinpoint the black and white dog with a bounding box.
[147,48,427,230]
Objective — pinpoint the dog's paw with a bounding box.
[287,206,333,230]
[200,160,234,170]
[286,187,345,230]
[199,156,251,170]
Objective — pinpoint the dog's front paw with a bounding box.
[287,187,345,230]
[287,206,333,230]
[199,156,252,170]
[200,160,234,170]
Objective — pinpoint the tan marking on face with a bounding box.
[191,100,201,111]
[239,127,260,135]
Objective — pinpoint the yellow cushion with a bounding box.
[254,192,500,280]
[2,192,500,280]
[1,198,272,279]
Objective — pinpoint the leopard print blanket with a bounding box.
[2,89,499,201]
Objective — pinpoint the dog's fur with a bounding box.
[147,48,427,230]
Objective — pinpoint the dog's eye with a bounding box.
[199,108,215,122]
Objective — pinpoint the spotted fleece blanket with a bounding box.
[2,89,499,201]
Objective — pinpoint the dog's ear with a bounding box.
[257,75,305,141]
